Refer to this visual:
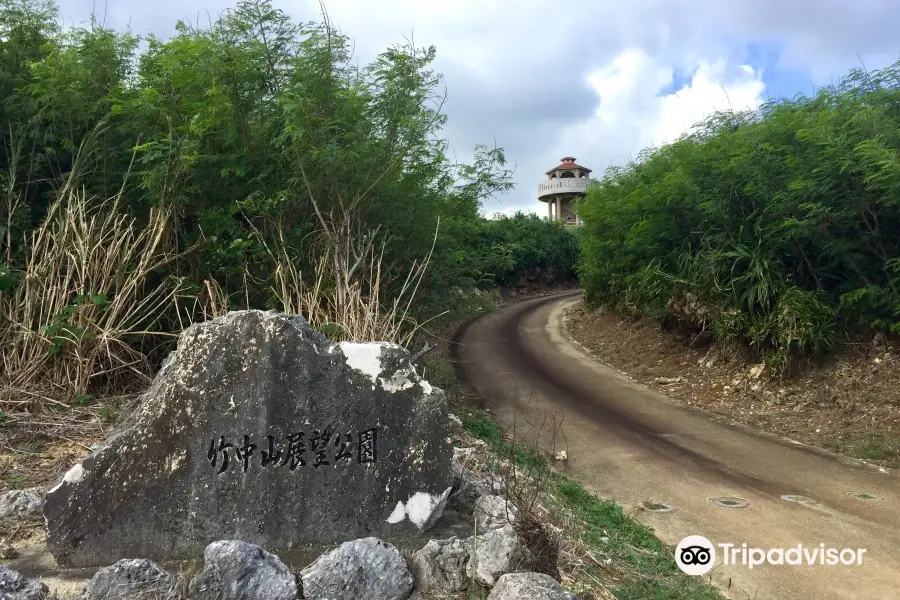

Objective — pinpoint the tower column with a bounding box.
[547,200,552,221]
[555,197,561,222]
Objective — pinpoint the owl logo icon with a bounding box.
[675,535,716,575]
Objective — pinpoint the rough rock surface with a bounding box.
[188,540,298,600]
[79,559,181,600]
[448,475,493,513]
[408,537,469,594]
[473,494,519,531]
[487,572,578,600]
[0,542,18,559]
[44,310,453,567]
[0,490,42,519]
[301,537,413,600]
[467,525,531,587]
[0,567,49,600]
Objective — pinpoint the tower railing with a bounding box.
[537,178,596,198]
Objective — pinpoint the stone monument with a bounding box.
[44,311,454,567]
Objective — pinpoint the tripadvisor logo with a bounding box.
[675,535,869,575]
[675,535,716,576]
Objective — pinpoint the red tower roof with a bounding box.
[545,156,591,175]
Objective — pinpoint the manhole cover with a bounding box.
[781,494,817,504]
[846,492,878,500]
[710,497,749,508]
[642,501,674,513]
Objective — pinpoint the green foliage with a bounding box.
[0,0,575,343]
[463,415,504,447]
[0,263,18,293]
[429,212,579,296]
[579,60,900,368]
[42,293,109,356]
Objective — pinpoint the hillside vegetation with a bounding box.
[579,61,900,371]
[0,0,578,412]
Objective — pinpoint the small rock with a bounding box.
[749,364,765,378]
[189,540,298,600]
[488,572,577,600]
[554,450,568,462]
[80,559,181,600]
[448,478,494,513]
[750,383,761,392]
[451,459,469,490]
[301,537,413,600]
[449,413,463,427]
[0,567,49,600]
[473,494,519,531]
[653,376,683,385]
[0,490,42,520]
[408,537,470,594]
[466,525,531,587]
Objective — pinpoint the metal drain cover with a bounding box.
[781,494,817,504]
[642,501,674,513]
[710,496,749,508]
[846,491,878,500]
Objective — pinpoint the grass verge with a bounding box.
[460,415,722,600]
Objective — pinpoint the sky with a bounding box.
[56,0,900,217]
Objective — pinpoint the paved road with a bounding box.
[454,292,900,600]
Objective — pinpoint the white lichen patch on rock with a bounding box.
[379,367,417,393]
[48,463,85,494]
[340,342,437,396]
[385,488,452,531]
[386,502,407,524]
[339,342,387,385]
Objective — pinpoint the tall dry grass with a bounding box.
[267,225,437,348]
[260,167,440,348]
[0,178,188,411]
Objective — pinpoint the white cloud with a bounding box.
[549,49,766,185]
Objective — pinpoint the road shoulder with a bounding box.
[564,298,900,472]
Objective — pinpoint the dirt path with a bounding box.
[454,292,900,600]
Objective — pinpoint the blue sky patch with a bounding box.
[657,65,701,96]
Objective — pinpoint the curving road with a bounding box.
[453,291,900,600]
